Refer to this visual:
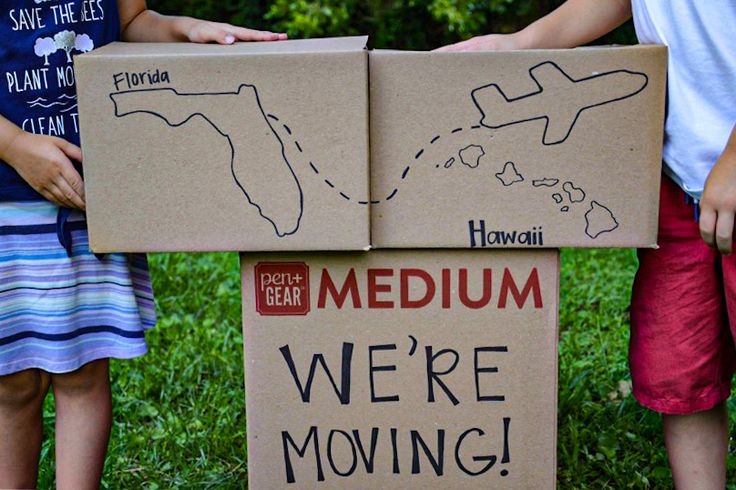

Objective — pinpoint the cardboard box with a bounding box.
[370,46,667,248]
[241,249,559,488]
[74,37,370,252]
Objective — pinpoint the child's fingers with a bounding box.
[60,164,85,202]
[699,206,717,248]
[55,177,86,210]
[434,41,467,52]
[51,158,85,209]
[227,25,285,42]
[715,211,734,254]
[53,137,82,162]
[45,183,76,209]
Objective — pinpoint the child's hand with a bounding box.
[700,144,736,254]
[3,132,85,210]
[182,19,287,45]
[434,33,521,52]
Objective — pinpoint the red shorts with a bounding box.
[630,175,736,415]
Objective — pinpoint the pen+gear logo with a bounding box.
[255,262,310,316]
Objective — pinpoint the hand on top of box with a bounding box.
[118,0,287,44]
[434,33,522,53]
[434,0,631,52]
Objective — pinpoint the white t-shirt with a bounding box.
[631,0,736,199]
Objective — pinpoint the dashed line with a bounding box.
[277,114,490,206]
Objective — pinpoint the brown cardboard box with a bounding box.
[74,37,370,252]
[241,249,559,488]
[370,46,667,248]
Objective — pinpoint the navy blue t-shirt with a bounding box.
[0,1,120,201]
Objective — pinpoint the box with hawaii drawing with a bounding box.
[369,45,667,248]
[74,37,370,252]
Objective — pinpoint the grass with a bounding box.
[33,249,736,488]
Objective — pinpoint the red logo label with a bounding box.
[255,262,310,316]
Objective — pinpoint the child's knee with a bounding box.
[51,358,110,396]
[0,369,49,409]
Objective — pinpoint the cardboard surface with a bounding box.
[241,249,559,488]
[370,46,667,248]
[75,37,370,252]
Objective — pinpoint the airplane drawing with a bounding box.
[471,61,649,145]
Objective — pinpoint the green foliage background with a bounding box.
[147,0,636,49]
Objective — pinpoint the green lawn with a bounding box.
[35,249,736,488]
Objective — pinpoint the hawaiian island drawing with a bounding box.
[110,84,304,237]
[434,144,619,238]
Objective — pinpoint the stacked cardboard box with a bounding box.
[75,38,666,488]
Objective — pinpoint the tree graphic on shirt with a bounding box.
[53,30,76,62]
[35,31,95,65]
[34,37,56,66]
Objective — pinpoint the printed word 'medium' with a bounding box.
[318,267,543,310]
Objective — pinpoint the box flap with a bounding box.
[79,36,368,58]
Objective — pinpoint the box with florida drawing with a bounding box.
[74,37,370,252]
[369,45,667,248]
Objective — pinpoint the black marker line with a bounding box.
[283,124,292,135]
[109,85,304,238]
[415,149,424,159]
[267,114,279,121]
[401,166,410,179]
[386,189,398,200]
[430,135,440,144]
[295,141,303,153]
[309,161,319,174]
[452,127,463,133]
[339,192,350,201]
[325,179,335,188]
[470,60,649,145]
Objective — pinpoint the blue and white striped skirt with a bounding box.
[0,201,156,375]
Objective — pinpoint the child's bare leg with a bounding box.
[663,402,728,489]
[0,368,50,489]
[51,359,111,490]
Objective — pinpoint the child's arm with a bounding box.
[699,124,736,253]
[117,0,287,44]
[0,116,85,209]
[436,0,631,51]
